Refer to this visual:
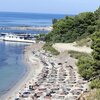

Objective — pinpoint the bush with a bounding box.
[90,78,100,89]
[77,56,94,80]
[68,51,94,80]
[68,50,91,59]
[76,38,92,47]
[45,11,96,43]
[43,43,60,55]
[87,89,100,100]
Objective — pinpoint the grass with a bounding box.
[86,89,100,100]
[68,50,92,59]
[43,43,60,55]
[89,78,100,89]
[76,38,92,47]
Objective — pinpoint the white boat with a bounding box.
[0,33,36,43]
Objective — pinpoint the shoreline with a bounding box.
[0,43,90,100]
[0,44,43,100]
[0,26,53,31]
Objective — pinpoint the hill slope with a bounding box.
[45,7,100,43]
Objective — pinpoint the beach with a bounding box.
[0,44,44,100]
[0,4,98,100]
[0,43,91,100]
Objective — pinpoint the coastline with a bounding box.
[0,44,43,100]
[0,26,53,31]
[0,43,90,100]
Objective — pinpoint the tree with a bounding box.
[52,18,58,24]
[77,56,94,80]
[45,11,96,43]
[91,32,100,74]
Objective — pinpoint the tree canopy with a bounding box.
[45,7,100,89]
[45,7,100,43]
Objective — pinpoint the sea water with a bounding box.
[0,41,28,96]
[0,12,65,27]
[0,12,66,97]
[0,12,66,34]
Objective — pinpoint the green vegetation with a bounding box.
[91,32,100,75]
[68,51,91,59]
[45,12,96,43]
[89,31,100,89]
[68,51,94,80]
[77,56,94,80]
[45,7,100,43]
[86,89,100,100]
[43,43,60,55]
[74,32,100,87]
[90,78,100,89]
[69,32,100,85]
[35,33,46,41]
[52,18,58,24]
[76,38,92,47]
[44,7,100,89]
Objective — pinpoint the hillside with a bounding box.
[45,7,100,43]
[44,7,100,100]
[53,43,92,53]
[44,7,100,81]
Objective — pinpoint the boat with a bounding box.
[0,33,36,43]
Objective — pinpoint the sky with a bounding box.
[0,0,100,14]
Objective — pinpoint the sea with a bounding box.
[0,12,66,97]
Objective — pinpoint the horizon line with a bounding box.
[0,11,76,16]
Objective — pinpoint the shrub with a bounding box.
[87,89,100,100]
[77,56,94,80]
[90,78,100,89]
[68,50,91,59]
[43,43,60,55]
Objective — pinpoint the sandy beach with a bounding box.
[0,43,91,100]
[0,44,44,100]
